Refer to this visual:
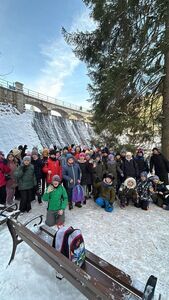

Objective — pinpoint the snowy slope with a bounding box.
[0,200,169,300]
[0,103,41,154]
[0,103,94,155]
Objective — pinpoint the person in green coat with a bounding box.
[42,175,68,227]
[14,156,37,213]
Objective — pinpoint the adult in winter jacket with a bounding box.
[106,154,123,187]
[14,156,37,212]
[78,152,88,202]
[92,154,105,200]
[42,175,68,227]
[6,153,18,205]
[42,149,62,185]
[150,148,169,184]
[95,174,116,212]
[31,150,43,204]
[121,152,139,180]
[41,148,49,195]
[60,146,69,167]
[115,153,124,191]
[0,151,11,205]
[134,150,149,177]
[62,154,81,209]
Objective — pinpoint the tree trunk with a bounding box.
[162,2,169,159]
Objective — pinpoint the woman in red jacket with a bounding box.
[0,151,11,206]
[42,149,62,186]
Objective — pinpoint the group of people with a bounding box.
[0,144,169,228]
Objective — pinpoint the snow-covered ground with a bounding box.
[0,199,169,300]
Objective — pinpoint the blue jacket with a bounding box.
[62,161,81,189]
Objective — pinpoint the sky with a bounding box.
[0,0,95,108]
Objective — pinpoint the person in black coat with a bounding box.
[134,150,149,178]
[31,150,43,204]
[150,148,169,184]
[121,152,139,180]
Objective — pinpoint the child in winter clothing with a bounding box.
[42,175,68,227]
[151,175,169,208]
[136,172,153,210]
[95,174,116,212]
[78,152,88,203]
[118,177,137,209]
[62,154,81,210]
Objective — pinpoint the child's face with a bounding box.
[105,177,112,184]
[23,160,30,166]
[32,154,38,160]
[141,176,146,181]
[79,156,85,161]
[8,154,14,161]
[127,180,134,188]
[116,155,121,160]
[52,180,59,187]
[153,179,159,184]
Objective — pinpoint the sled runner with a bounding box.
[6,216,161,300]
[0,203,20,225]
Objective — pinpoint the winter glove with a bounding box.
[47,185,54,193]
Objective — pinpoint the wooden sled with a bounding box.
[6,216,161,300]
[0,203,20,225]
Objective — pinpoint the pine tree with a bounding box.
[63,0,169,157]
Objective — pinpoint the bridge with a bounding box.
[0,78,92,122]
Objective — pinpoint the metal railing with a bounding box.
[0,78,90,113]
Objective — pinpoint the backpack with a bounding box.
[53,226,86,267]
[72,184,84,203]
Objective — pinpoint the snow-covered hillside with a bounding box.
[0,103,41,154]
[0,200,169,300]
[0,103,94,155]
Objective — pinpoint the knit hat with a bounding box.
[140,171,148,178]
[126,152,132,156]
[152,175,159,181]
[66,153,74,161]
[63,146,69,151]
[105,174,114,181]
[49,149,56,156]
[52,175,61,182]
[79,152,86,158]
[23,156,31,162]
[108,154,114,160]
[124,177,136,189]
[12,148,21,157]
[31,149,38,156]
